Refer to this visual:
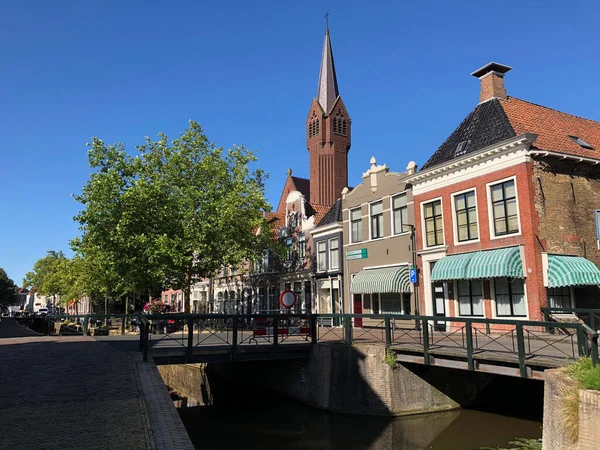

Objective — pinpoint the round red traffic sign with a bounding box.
[279,290,297,309]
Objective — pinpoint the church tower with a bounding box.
[306,23,351,207]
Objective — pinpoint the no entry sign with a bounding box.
[279,290,297,309]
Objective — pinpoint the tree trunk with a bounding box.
[125,296,129,315]
[184,260,193,313]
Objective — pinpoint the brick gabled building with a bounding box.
[410,62,600,327]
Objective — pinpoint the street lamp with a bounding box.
[402,224,421,329]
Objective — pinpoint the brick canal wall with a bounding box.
[543,369,600,450]
[210,343,491,416]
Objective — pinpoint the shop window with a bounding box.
[547,287,572,309]
[457,280,483,316]
[495,278,526,317]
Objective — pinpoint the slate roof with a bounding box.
[291,176,310,201]
[421,99,515,170]
[317,26,339,114]
[422,96,600,170]
[316,199,342,227]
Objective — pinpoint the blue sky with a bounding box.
[2,0,600,285]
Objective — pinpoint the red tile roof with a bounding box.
[500,97,600,159]
[310,204,332,225]
[265,211,285,239]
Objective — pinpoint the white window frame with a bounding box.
[391,191,410,236]
[420,196,445,249]
[317,241,327,273]
[451,187,480,246]
[349,207,363,244]
[328,238,339,271]
[486,176,522,240]
[368,199,385,241]
[490,278,530,320]
[454,279,485,317]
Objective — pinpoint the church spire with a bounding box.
[317,18,339,114]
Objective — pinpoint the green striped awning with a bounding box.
[431,246,524,281]
[351,266,411,294]
[547,255,600,288]
[430,253,475,281]
[466,246,524,279]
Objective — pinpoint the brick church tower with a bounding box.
[306,24,351,207]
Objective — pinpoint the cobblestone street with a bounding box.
[0,318,193,450]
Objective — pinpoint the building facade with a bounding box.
[342,158,418,325]
[410,62,600,329]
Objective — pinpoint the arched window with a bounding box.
[315,119,319,136]
[333,117,338,134]
[342,120,347,136]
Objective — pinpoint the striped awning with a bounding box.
[430,253,475,281]
[431,246,524,281]
[547,255,600,288]
[351,266,411,294]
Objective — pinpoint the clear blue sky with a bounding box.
[2,0,600,285]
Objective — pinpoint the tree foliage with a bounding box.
[0,268,18,308]
[73,121,275,311]
[22,250,68,297]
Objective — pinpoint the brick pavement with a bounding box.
[0,319,194,450]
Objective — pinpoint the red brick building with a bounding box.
[410,62,600,328]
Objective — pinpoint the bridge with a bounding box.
[38,307,600,379]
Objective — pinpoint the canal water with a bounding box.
[172,372,543,450]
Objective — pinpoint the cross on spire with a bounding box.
[325,11,329,30]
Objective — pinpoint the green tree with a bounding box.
[23,250,68,302]
[74,121,275,312]
[0,268,18,309]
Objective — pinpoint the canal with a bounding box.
[169,368,543,450]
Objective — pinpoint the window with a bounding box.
[455,191,478,242]
[285,238,293,261]
[170,294,175,304]
[491,180,519,236]
[350,208,362,243]
[454,140,471,157]
[298,234,306,259]
[329,238,339,270]
[317,241,327,272]
[424,200,443,247]
[548,287,572,309]
[457,280,483,316]
[495,278,526,317]
[392,193,408,235]
[370,201,383,239]
[568,135,593,150]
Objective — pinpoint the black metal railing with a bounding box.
[541,307,600,331]
[44,314,141,337]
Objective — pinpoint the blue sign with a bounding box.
[409,269,417,283]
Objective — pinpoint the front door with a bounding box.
[430,262,446,331]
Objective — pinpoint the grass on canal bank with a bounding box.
[560,357,600,443]
[481,437,541,450]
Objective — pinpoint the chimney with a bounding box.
[471,62,512,103]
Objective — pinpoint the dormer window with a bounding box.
[568,135,594,150]
[454,140,470,157]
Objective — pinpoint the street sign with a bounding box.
[409,269,417,283]
[280,290,297,309]
[346,248,368,260]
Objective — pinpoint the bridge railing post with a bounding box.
[576,324,589,358]
[465,320,474,371]
[142,322,149,362]
[591,334,599,367]
[384,316,392,347]
[231,316,238,357]
[515,323,527,378]
[344,315,353,345]
[121,315,126,335]
[422,318,430,365]
[187,317,194,361]
[309,314,317,344]
[273,315,279,348]
[83,315,89,337]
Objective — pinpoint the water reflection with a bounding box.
[174,389,541,450]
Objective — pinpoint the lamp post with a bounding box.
[403,224,420,330]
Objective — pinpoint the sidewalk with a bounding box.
[0,319,194,450]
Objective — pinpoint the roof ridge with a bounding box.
[504,96,600,126]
